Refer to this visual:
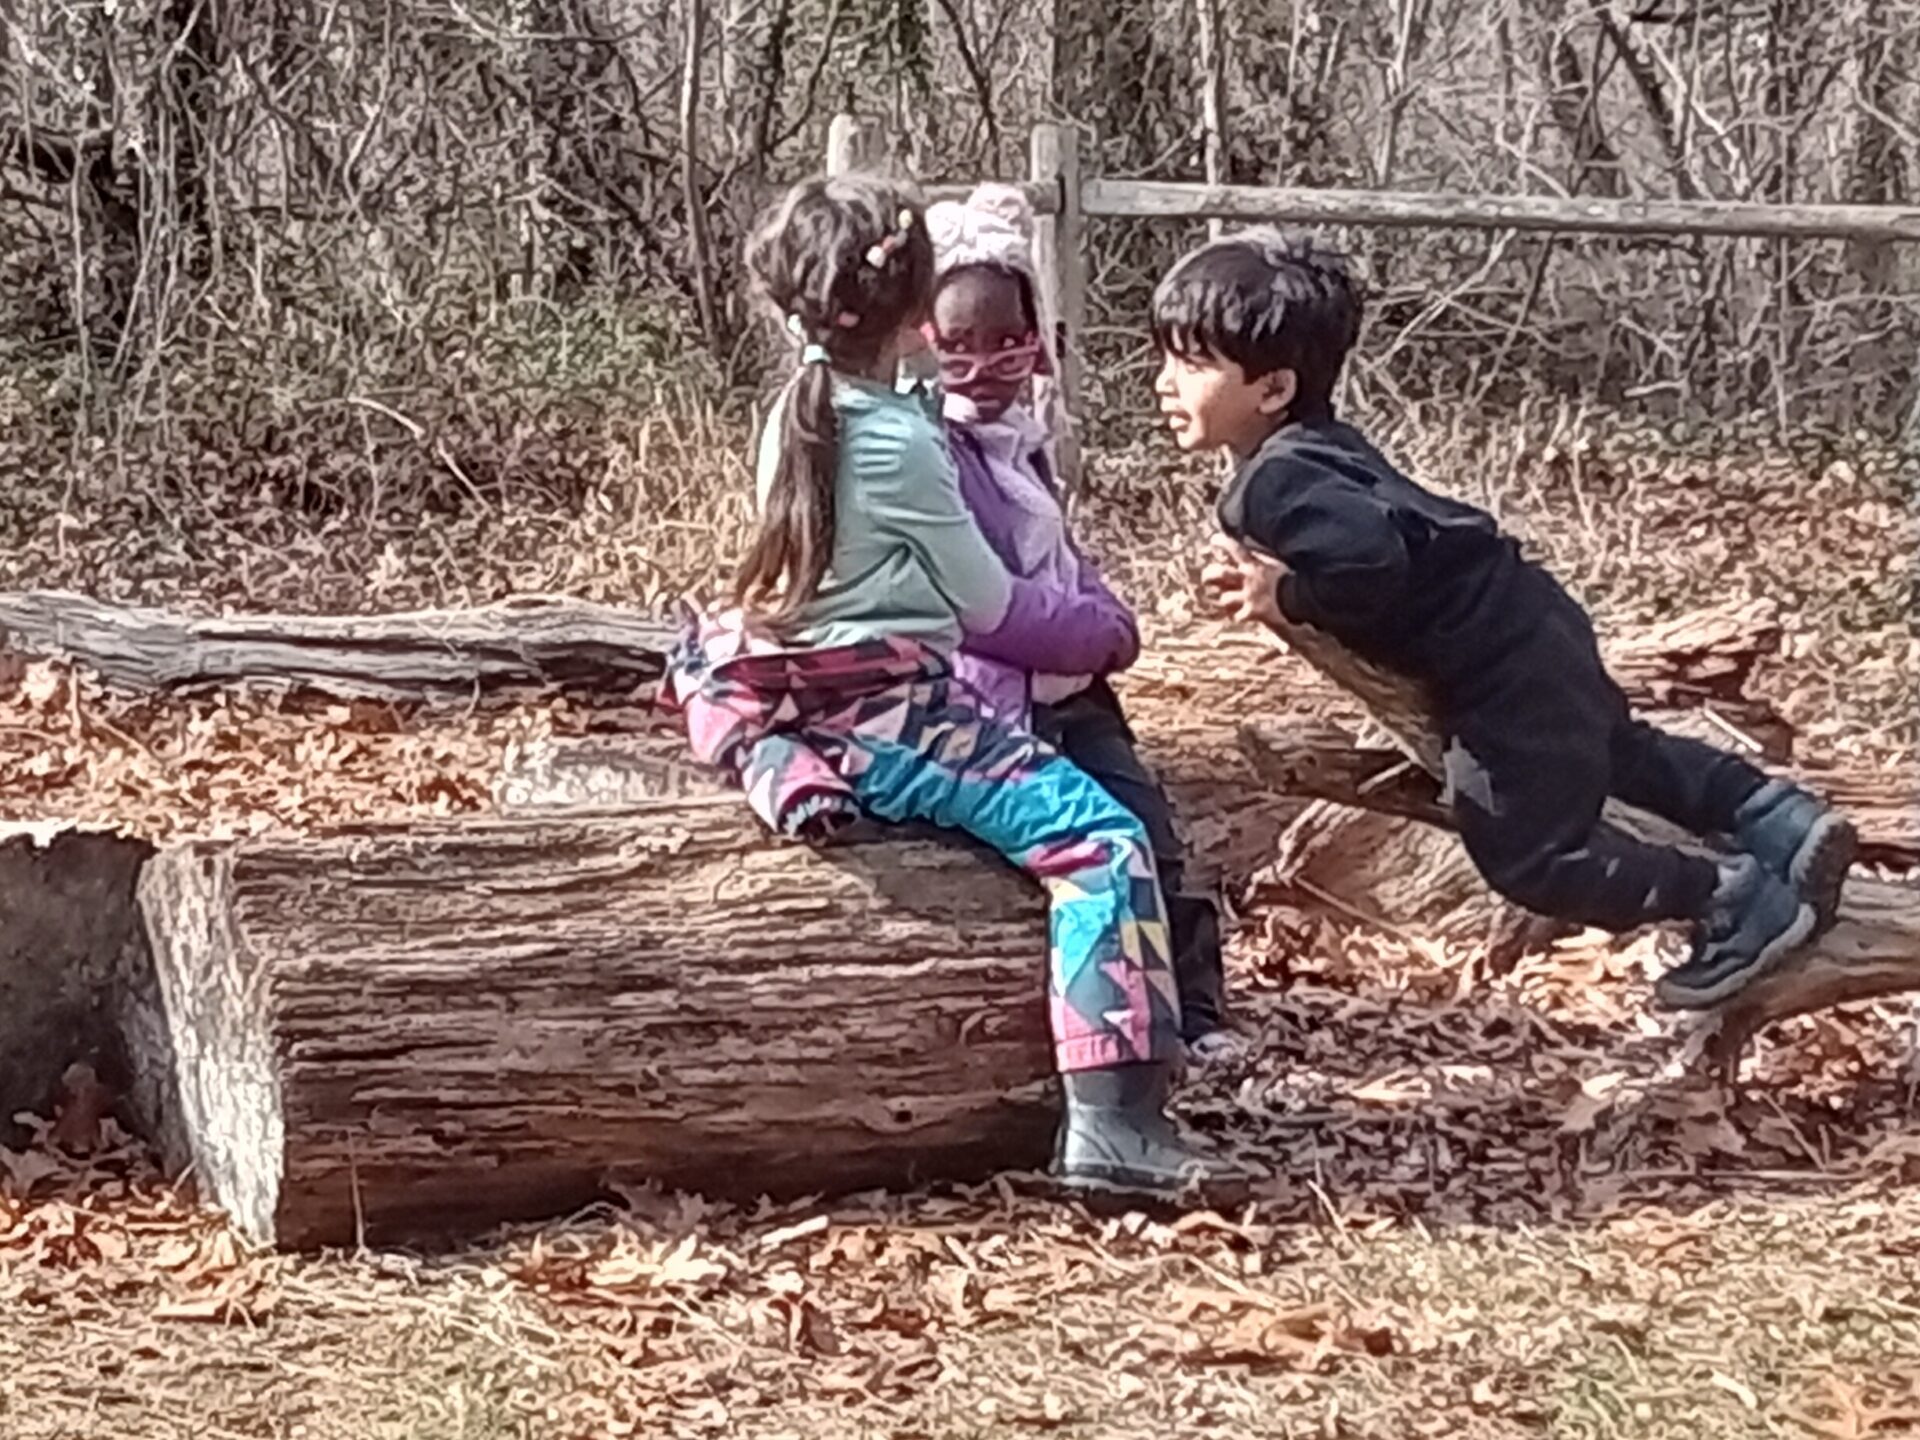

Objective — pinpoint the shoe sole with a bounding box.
[1655,901,1818,1010]
[1788,813,1857,933]
[1011,1168,1203,1218]
[1053,1160,1204,1198]
[1184,1034,1253,1071]
[1052,1168,1264,1217]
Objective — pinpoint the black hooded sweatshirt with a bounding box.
[1216,417,1604,720]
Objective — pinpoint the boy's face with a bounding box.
[1154,351,1294,458]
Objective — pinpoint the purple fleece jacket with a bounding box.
[946,422,1139,721]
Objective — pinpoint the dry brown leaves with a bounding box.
[1781,1373,1920,1439]
[0,652,691,841]
[1,1116,277,1329]
[414,1182,1424,1438]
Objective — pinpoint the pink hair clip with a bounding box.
[864,208,917,268]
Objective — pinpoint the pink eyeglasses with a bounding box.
[934,341,1043,388]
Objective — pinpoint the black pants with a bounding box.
[1441,594,1767,932]
[1034,681,1228,1037]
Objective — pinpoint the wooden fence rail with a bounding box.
[1081,179,1920,242]
[824,113,1920,490]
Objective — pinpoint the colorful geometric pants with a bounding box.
[827,672,1183,1073]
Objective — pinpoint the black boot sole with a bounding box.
[1789,813,1857,934]
[1001,1168,1201,1218]
[1654,901,1817,1010]
[1031,1163,1259,1215]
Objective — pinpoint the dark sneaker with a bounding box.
[1052,1062,1250,1199]
[1183,1028,1253,1073]
[1656,854,1816,1009]
[1731,780,1856,932]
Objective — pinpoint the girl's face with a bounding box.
[928,267,1040,421]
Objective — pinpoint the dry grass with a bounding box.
[0,397,1915,1437]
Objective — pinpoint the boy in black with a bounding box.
[1160,229,1855,1006]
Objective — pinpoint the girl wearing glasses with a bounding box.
[926,185,1239,1069]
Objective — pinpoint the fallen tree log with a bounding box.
[1241,723,1920,872]
[1242,703,1806,978]
[0,589,1780,728]
[1235,615,1920,1069]
[1263,796,1569,975]
[123,803,1058,1249]
[0,591,678,701]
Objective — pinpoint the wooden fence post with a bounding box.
[1194,0,1227,243]
[826,113,885,176]
[1031,123,1087,495]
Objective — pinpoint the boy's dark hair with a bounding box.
[736,173,935,620]
[1150,229,1363,420]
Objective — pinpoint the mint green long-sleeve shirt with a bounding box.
[753,374,1012,652]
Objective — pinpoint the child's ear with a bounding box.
[1258,369,1298,417]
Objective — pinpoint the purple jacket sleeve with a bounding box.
[967,571,1136,673]
[1063,541,1141,672]
[948,425,1139,674]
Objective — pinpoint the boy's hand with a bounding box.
[1201,534,1288,629]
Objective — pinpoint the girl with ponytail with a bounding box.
[669,173,1246,1200]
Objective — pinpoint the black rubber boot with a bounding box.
[1731,779,1857,932]
[1656,853,1816,1009]
[1052,1062,1244,1198]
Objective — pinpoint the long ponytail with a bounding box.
[733,174,935,620]
[735,363,837,618]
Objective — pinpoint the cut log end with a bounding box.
[134,846,286,1244]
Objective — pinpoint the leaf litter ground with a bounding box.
[1,430,1917,1438]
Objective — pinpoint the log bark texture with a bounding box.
[1235,620,1920,1066]
[1263,797,1570,973]
[0,591,678,700]
[492,733,728,811]
[125,803,1058,1248]
[1241,723,1919,872]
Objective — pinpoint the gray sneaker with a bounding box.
[1731,780,1856,932]
[1184,1029,1253,1072]
[1656,854,1816,1009]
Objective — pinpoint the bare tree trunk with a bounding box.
[931,0,1003,160]
[1598,9,1702,199]
[681,0,721,348]
[743,0,797,180]
[1843,6,1904,283]
[1546,14,1625,197]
